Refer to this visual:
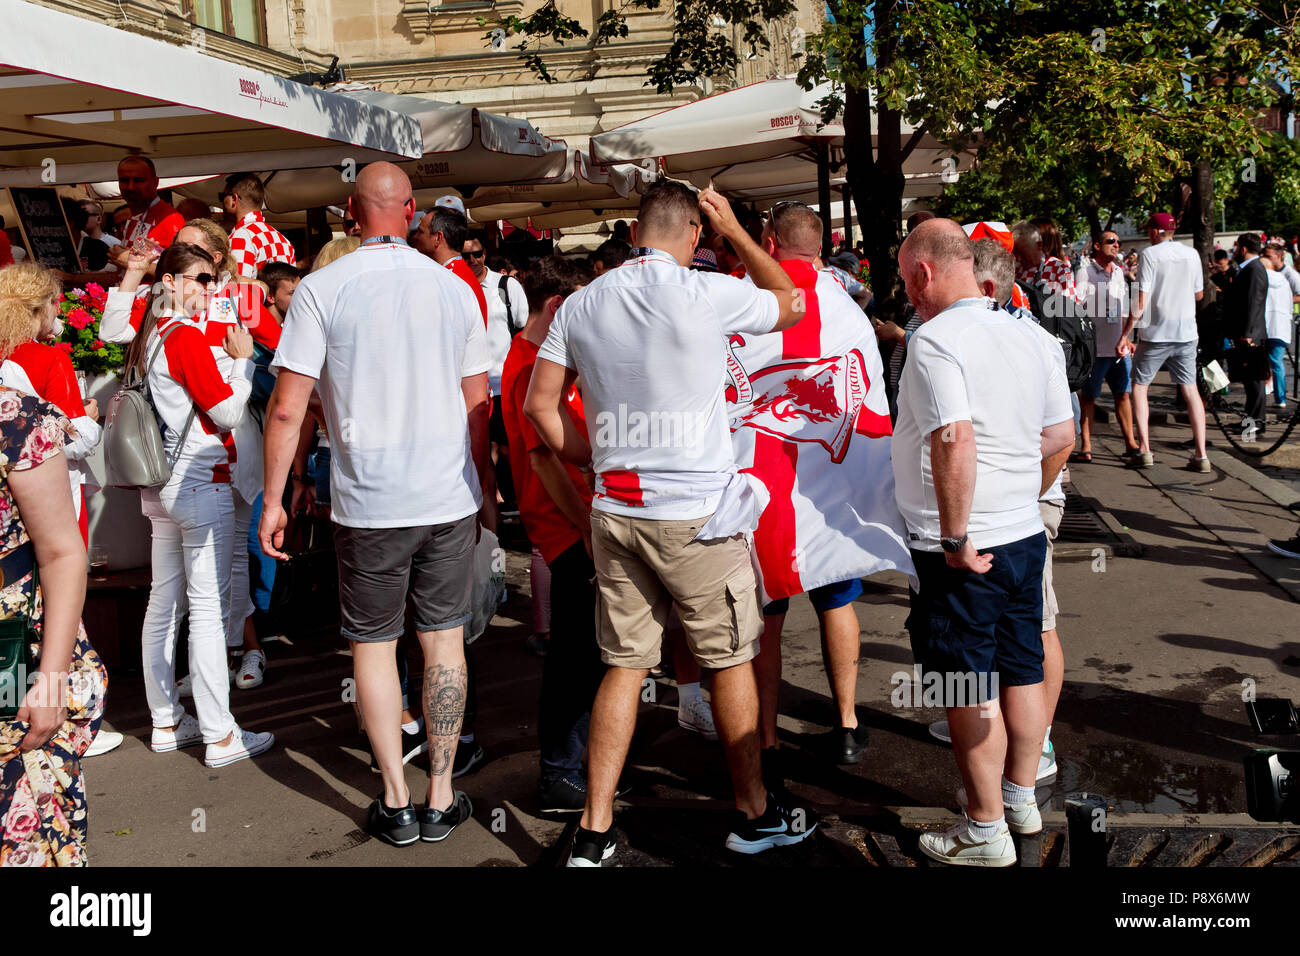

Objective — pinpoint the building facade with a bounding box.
[31,0,824,153]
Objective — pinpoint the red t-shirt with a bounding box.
[8,342,87,419]
[0,231,13,268]
[122,199,185,249]
[500,335,592,564]
[446,257,488,326]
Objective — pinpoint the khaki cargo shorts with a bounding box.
[589,509,762,670]
[1039,499,1064,632]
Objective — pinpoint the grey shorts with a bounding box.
[1132,339,1197,386]
[334,513,477,642]
[1039,499,1064,632]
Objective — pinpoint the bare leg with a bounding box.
[1078,396,1095,453]
[818,603,861,729]
[1180,383,1207,459]
[1041,627,1063,729]
[948,702,1003,822]
[240,616,261,653]
[1001,683,1047,788]
[753,612,785,750]
[668,624,700,685]
[354,640,408,809]
[1114,392,1138,450]
[580,666,647,833]
[420,625,467,812]
[710,660,767,818]
[1131,383,1151,453]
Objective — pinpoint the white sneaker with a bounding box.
[151,713,203,753]
[918,817,1016,867]
[928,719,951,744]
[235,649,266,690]
[678,695,719,740]
[1037,741,1058,784]
[84,729,123,757]
[204,725,275,768]
[956,787,1043,835]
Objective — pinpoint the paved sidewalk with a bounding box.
[80,404,1300,866]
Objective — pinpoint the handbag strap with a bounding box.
[145,320,200,468]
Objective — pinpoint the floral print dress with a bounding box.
[0,389,106,867]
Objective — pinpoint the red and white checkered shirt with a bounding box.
[1017,255,1079,301]
[228,210,295,279]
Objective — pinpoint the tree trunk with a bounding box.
[1189,158,1217,305]
[1083,194,1102,241]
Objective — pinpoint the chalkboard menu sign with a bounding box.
[6,187,79,273]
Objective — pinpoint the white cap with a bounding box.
[433,194,466,216]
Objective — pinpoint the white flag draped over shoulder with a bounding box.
[727,260,916,603]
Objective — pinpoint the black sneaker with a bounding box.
[539,774,587,814]
[725,793,818,855]
[566,824,617,867]
[1268,536,1300,559]
[420,790,473,842]
[452,742,487,779]
[366,797,419,847]
[369,724,429,773]
[836,725,870,765]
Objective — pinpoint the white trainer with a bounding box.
[678,695,719,740]
[956,787,1043,835]
[919,817,1016,867]
[235,649,266,690]
[151,713,203,753]
[928,719,951,744]
[84,729,123,757]
[204,725,275,768]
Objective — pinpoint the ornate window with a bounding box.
[183,0,268,46]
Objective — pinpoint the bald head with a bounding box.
[898,218,981,320]
[349,162,415,239]
[764,202,822,260]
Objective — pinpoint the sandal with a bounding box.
[1068,450,1092,463]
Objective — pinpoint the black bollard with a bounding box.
[1065,792,1109,867]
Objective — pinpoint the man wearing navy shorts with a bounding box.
[892,220,1075,867]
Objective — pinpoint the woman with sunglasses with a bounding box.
[125,243,274,769]
[101,220,283,692]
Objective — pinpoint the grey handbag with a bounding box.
[103,323,197,489]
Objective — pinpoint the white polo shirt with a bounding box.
[538,247,779,519]
[1266,265,1300,343]
[1137,240,1203,343]
[1074,256,1130,355]
[892,297,1073,551]
[273,240,491,528]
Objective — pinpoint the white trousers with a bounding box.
[228,492,255,649]
[140,481,236,744]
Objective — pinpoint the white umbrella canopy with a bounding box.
[0,0,422,187]
[179,87,572,214]
[467,150,652,213]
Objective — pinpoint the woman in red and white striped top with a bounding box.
[125,243,274,770]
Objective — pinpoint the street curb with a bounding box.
[1212,448,1300,513]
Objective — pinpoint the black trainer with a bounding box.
[566,824,617,867]
[539,774,587,814]
[452,741,487,778]
[725,793,818,855]
[420,790,473,842]
[366,797,419,847]
[836,725,870,765]
[1268,536,1300,559]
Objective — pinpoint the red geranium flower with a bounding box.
[67,308,93,331]
[56,342,73,354]
[92,339,104,350]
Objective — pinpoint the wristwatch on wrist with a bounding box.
[290,471,314,485]
[940,534,969,554]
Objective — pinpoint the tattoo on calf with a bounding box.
[425,663,466,776]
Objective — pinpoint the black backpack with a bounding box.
[1021,281,1096,393]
